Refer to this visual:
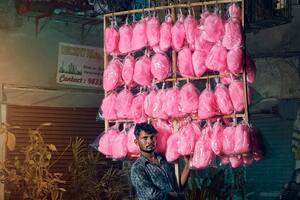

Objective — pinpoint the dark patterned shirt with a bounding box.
[130,154,180,200]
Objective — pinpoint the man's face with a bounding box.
[135,131,156,153]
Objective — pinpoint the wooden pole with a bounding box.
[103,15,109,131]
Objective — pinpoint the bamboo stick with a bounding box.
[104,0,242,17]
[103,15,109,131]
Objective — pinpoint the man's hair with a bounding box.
[134,123,158,138]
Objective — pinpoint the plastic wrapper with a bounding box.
[215,84,234,115]
[242,154,253,165]
[220,156,230,165]
[122,55,135,86]
[146,16,160,48]
[202,13,224,43]
[246,54,256,83]
[222,126,236,155]
[171,15,186,51]
[194,28,214,53]
[192,50,207,77]
[115,88,134,119]
[205,42,228,72]
[131,93,147,123]
[179,83,199,114]
[192,125,213,169]
[222,20,242,50]
[227,47,243,74]
[165,87,185,118]
[211,121,224,155]
[144,90,157,117]
[100,92,117,120]
[152,89,168,120]
[228,80,245,112]
[118,24,132,54]
[198,88,219,119]
[98,128,119,156]
[229,156,243,168]
[166,133,181,162]
[160,15,173,52]
[153,120,173,154]
[127,125,140,154]
[177,47,195,77]
[228,3,242,21]
[112,132,128,159]
[133,56,152,86]
[184,14,198,49]
[104,25,120,54]
[151,53,170,81]
[234,123,250,154]
[132,18,148,51]
[178,123,197,156]
[103,59,122,91]
[191,122,202,142]
[220,71,234,85]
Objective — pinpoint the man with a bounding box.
[130,123,190,200]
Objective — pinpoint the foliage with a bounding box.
[0,123,66,200]
[65,137,126,200]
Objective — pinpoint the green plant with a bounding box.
[65,137,126,200]
[0,123,66,200]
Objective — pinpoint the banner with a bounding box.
[57,42,103,88]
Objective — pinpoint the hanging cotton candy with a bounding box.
[202,14,224,43]
[227,47,243,74]
[151,53,170,81]
[211,121,224,155]
[229,156,243,168]
[171,16,185,51]
[184,14,198,49]
[206,42,228,72]
[192,50,207,77]
[194,29,214,53]
[234,123,250,154]
[98,128,119,156]
[131,93,147,123]
[101,92,117,120]
[133,56,152,86]
[152,89,168,120]
[192,128,213,169]
[153,120,172,154]
[146,16,160,48]
[165,87,185,118]
[191,122,202,142]
[127,126,140,154]
[228,80,245,112]
[222,126,236,155]
[118,24,132,54]
[215,84,234,115]
[166,134,181,162]
[144,90,157,117]
[246,55,256,83]
[220,71,234,85]
[179,83,199,114]
[104,25,119,54]
[200,11,211,25]
[132,18,148,51]
[160,15,173,52]
[228,3,242,21]
[198,88,219,119]
[115,89,134,119]
[222,20,242,50]
[178,123,197,156]
[122,55,135,86]
[103,59,122,91]
[178,47,195,77]
[112,133,128,159]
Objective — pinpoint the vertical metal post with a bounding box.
[0,104,7,200]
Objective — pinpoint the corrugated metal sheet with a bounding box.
[5,105,121,199]
[246,114,295,199]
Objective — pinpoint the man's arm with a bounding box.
[131,166,168,200]
[180,156,190,188]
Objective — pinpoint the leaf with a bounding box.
[48,144,57,152]
[6,132,16,151]
[46,152,51,160]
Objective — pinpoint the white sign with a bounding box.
[57,42,103,88]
